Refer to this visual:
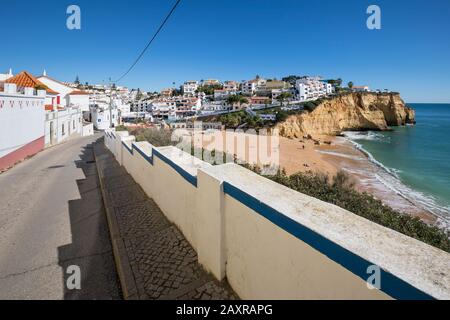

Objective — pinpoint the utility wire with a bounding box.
[113,0,182,83]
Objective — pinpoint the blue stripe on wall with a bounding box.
[222,182,434,300]
[110,137,434,300]
[122,141,133,154]
[152,149,197,187]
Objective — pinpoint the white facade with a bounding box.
[90,102,119,130]
[182,81,199,95]
[223,81,239,92]
[44,107,83,147]
[0,84,46,161]
[37,74,90,112]
[295,77,329,101]
[0,69,13,82]
[353,86,370,92]
[241,80,257,95]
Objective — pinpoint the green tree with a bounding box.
[135,88,143,101]
[277,92,292,107]
[348,81,354,89]
[74,75,80,85]
[226,95,248,111]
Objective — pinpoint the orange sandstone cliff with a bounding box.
[276,92,416,138]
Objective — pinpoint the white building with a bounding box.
[214,89,233,100]
[44,107,84,147]
[223,80,239,92]
[182,81,199,95]
[37,71,90,112]
[0,68,13,82]
[295,77,330,101]
[201,101,229,114]
[0,82,46,171]
[353,86,370,92]
[241,80,258,95]
[150,100,176,120]
[131,98,152,113]
[90,100,119,130]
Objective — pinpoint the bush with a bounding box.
[128,128,178,147]
[261,169,450,253]
[115,125,127,131]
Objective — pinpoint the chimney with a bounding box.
[43,69,47,76]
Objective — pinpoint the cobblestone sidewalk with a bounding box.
[94,139,238,300]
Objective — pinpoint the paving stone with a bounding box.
[98,144,238,300]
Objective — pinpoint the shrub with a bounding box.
[128,128,178,147]
[261,169,450,253]
[115,125,128,131]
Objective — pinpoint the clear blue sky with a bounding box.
[1,0,449,102]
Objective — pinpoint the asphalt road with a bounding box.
[0,134,121,299]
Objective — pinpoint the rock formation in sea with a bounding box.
[276,92,416,138]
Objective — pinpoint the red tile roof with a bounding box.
[6,71,59,95]
[69,90,89,95]
[45,105,54,111]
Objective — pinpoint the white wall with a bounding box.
[104,131,450,300]
[0,88,45,158]
[69,94,90,112]
[92,107,118,130]
[45,108,83,147]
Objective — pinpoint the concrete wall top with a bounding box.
[201,163,450,300]
[156,146,212,177]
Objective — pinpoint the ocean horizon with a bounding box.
[344,103,450,229]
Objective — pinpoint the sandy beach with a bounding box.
[195,129,438,224]
[278,135,437,224]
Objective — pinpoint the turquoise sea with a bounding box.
[343,103,450,227]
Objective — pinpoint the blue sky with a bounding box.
[1,0,449,102]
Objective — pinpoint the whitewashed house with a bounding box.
[182,80,199,96]
[90,100,118,130]
[0,80,46,171]
[37,71,90,112]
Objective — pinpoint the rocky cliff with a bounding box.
[276,92,416,138]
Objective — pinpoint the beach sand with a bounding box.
[279,135,437,224]
[195,130,437,225]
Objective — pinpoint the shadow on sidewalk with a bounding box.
[57,138,121,300]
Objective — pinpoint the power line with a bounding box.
[113,0,182,83]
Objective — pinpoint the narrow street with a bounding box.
[0,134,120,299]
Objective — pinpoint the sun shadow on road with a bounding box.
[57,138,121,300]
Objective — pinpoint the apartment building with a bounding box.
[182,80,199,95]
[295,77,331,101]
[223,80,239,92]
[241,80,258,95]
[150,100,177,120]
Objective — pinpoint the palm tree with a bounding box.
[227,95,248,112]
[348,82,354,90]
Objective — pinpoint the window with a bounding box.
[73,120,75,130]
[62,124,65,135]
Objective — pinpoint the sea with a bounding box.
[342,103,450,229]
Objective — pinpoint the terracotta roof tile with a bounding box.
[69,90,89,95]
[6,71,59,95]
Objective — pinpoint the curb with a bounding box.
[93,142,139,300]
